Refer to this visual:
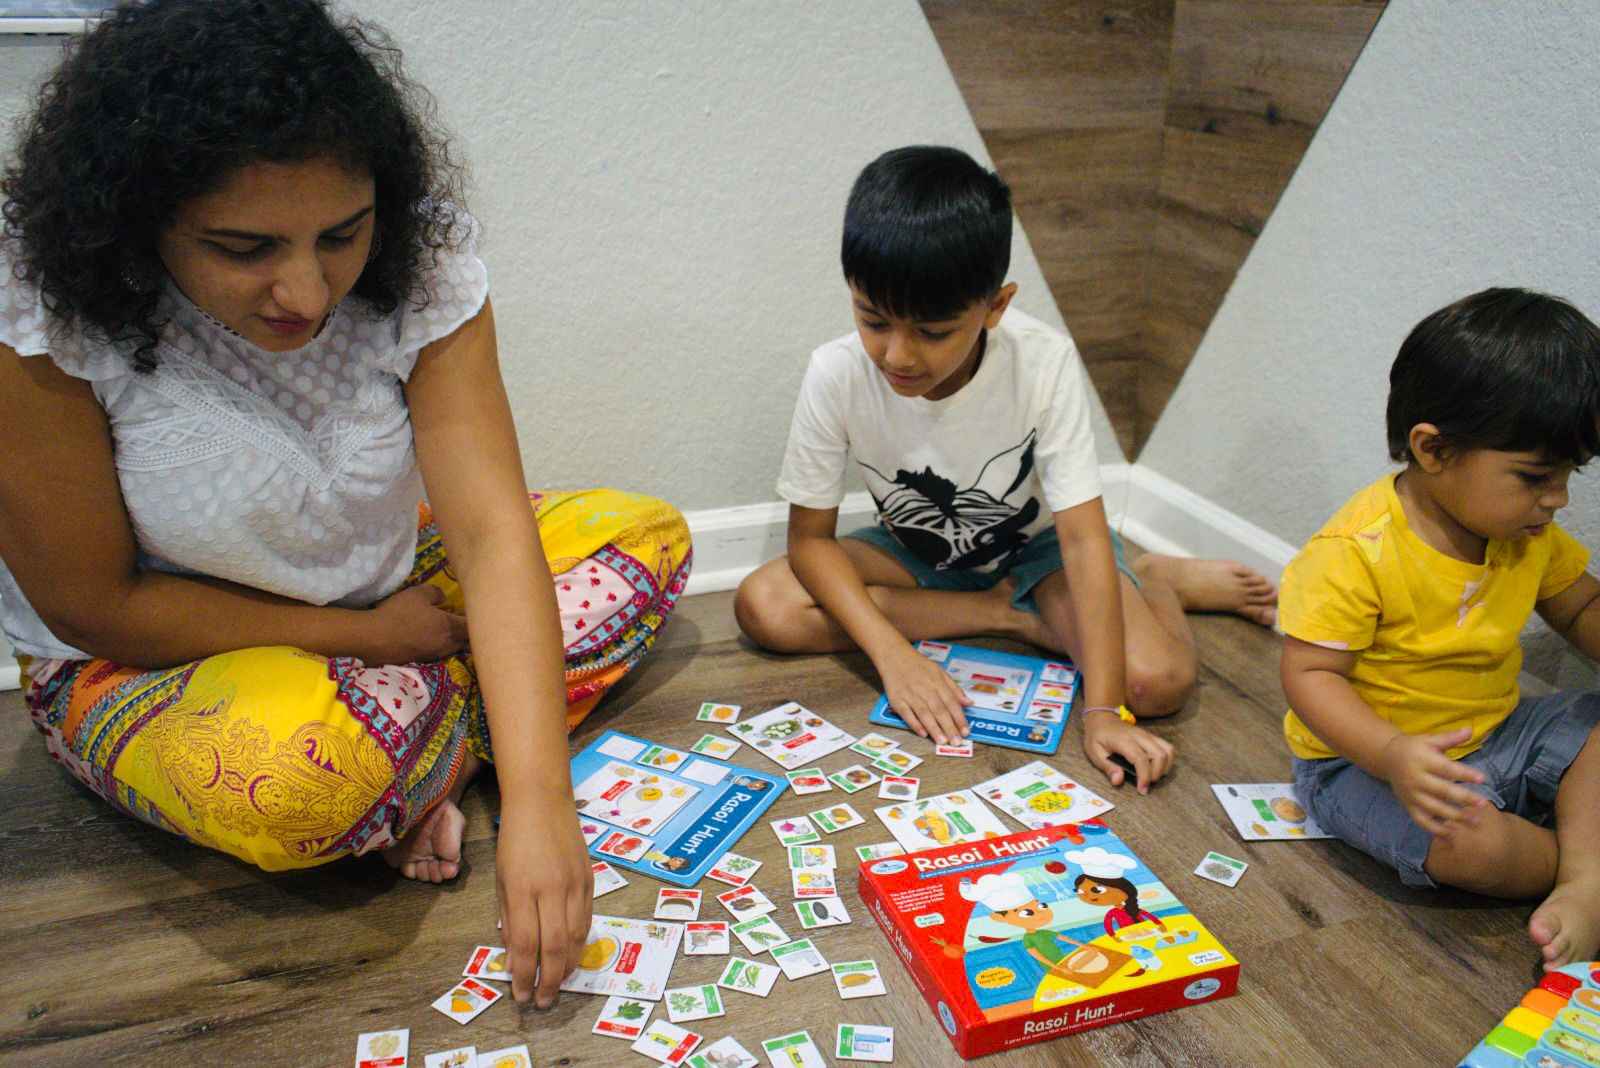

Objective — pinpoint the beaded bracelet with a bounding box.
[1082,704,1137,724]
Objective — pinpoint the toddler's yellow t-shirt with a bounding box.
[1280,473,1589,760]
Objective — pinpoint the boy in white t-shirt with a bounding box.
[735,146,1278,792]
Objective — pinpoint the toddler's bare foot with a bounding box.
[1529,876,1600,969]
[384,798,466,884]
[1134,555,1278,627]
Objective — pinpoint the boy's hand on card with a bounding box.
[496,795,594,1007]
[1082,711,1174,794]
[879,646,970,745]
[1379,727,1489,836]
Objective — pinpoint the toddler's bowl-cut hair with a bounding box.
[842,145,1011,323]
[1387,287,1600,466]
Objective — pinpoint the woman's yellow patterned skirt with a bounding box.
[20,488,691,872]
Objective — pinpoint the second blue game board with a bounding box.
[869,641,1076,755]
[571,729,787,887]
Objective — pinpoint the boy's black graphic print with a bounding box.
[859,430,1039,572]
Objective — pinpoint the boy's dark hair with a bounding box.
[841,146,1011,322]
[1387,287,1600,466]
[1,0,465,372]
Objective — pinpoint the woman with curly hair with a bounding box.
[0,0,692,1007]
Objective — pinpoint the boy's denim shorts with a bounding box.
[841,523,1137,616]
[1292,690,1600,888]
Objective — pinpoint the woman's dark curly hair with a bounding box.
[1,0,467,371]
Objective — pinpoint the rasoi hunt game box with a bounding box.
[858,820,1239,1058]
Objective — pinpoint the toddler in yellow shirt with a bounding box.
[1280,288,1600,970]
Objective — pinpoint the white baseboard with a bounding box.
[679,460,1295,599]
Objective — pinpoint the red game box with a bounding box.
[858,820,1239,1059]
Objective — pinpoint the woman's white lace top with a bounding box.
[0,227,489,659]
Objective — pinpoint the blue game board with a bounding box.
[571,729,787,887]
[868,641,1076,755]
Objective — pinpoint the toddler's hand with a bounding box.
[361,584,470,664]
[1380,727,1489,836]
[1082,711,1175,794]
[879,645,970,745]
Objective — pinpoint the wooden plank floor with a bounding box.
[0,590,1548,1066]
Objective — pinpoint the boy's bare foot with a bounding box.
[384,798,466,884]
[1529,876,1600,969]
[1133,555,1278,627]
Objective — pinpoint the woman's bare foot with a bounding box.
[384,753,480,884]
[1529,877,1600,969]
[1133,555,1278,627]
[384,798,466,884]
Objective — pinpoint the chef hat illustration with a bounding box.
[958,872,1033,911]
[1065,846,1137,881]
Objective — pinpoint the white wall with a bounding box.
[1138,0,1600,685]
[1,4,1121,516]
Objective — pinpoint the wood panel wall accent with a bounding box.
[922,0,1385,457]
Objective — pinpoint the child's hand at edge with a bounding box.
[1378,726,1490,836]
[1082,710,1174,794]
[879,644,970,745]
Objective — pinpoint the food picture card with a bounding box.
[727,701,857,769]
[794,896,851,930]
[770,815,820,846]
[595,829,653,862]
[835,1024,895,1063]
[478,1046,532,1068]
[580,817,608,844]
[975,760,1113,830]
[810,803,866,834]
[655,887,703,921]
[787,843,836,870]
[593,995,655,1040]
[947,657,1032,713]
[632,1020,704,1066]
[706,851,762,886]
[770,937,830,980]
[731,914,790,954]
[423,1047,476,1068]
[697,702,742,723]
[683,921,730,956]
[560,915,684,1001]
[760,1031,827,1068]
[830,960,887,999]
[431,977,502,1025]
[784,767,832,796]
[791,868,838,898]
[1210,783,1332,840]
[873,789,1010,852]
[687,1037,760,1068]
[877,775,920,801]
[592,859,629,897]
[849,732,901,759]
[871,749,923,775]
[1195,851,1249,887]
[935,739,974,758]
[355,1030,409,1068]
[462,944,511,982]
[691,734,744,759]
[828,765,881,793]
[717,956,780,997]
[664,983,726,1024]
[572,730,788,887]
[716,883,777,919]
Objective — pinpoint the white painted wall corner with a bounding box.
[680,461,1297,598]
